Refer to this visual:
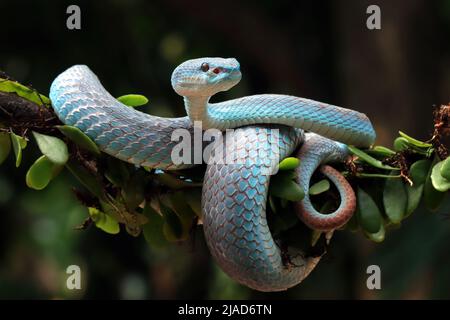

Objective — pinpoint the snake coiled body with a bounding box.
[202,125,322,291]
[49,59,375,292]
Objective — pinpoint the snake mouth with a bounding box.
[228,68,242,81]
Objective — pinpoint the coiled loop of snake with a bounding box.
[49,58,375,291]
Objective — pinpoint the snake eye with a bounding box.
[200,62,209,72]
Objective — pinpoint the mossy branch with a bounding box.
[1,73,450,257]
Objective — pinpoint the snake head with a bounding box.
[171,57,241,97]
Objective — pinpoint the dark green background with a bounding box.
[1,0,450,299]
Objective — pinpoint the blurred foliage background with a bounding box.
[1,0,450,299]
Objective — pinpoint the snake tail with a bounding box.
[294,133,356,231]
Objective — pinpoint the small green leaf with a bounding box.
[270,205,298,235]
[411,159,432,185]
[383,171,407,224]
[99,200,125,224]
[104,157,131,187]
[278,157,300,170]
[439,157,450,181]
[398,131,432,148]
[18,135,27,149]
[161,192,196,240]
[142,203,167,248]
[310,230,322,247]
[0,133,11,165]
[356,187,382,234]
[26,155,62,190]
[405,159,431,216]
[10,132,26,167]
[269,172,304,202]
[33,131,68,165]
[367,145,396,157]
[406,185,423,217]
[348,145,399,170]
[431,160,450,192]
[393,137,409,152]
[117,94,149,107]
[160,202,184,241]
[394,136,433,156]
[355,172,402,179]
[88,207,120,234]
[121,170,146,210]
[345,213,359,232]
[0,78,50,106]
[65,160,105,199]
[309,179,330,196]
[183,188,203,219]
[424,157,445,211]
[57,125,100,155]
[268,196,277,213]
[365,223,385,243]
[167,192,196,221]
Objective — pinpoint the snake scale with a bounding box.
[49,57,376,292]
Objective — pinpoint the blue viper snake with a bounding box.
[49,58,376,291]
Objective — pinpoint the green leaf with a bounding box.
[0,78,50,106]
[270,205,298,235]
[167,192,196,221]
[367,145,396,157]
[394,135,433,156]
[10,132,26,167]
[0,133,11,165]
[355,172,402,179]
[398,131,432,148]
[268,195,277,213]
[26,155,62,190]
[88,207,120,234]
[269,172,304,202]
[345,213,359,232]
[365,223,385,243]
[348,145,399,170]
[65,160,105,199]
[424,157,445,211]
[161,192,196,240]
[310,230,322,247]
[57,125,100,155]
[184,188,203,219]
[104,157,131,187]
[121,170,146,210]
[439,157,450,181]
[383,171,407,224]
[32,131,69,165]
[405,159,431,216]
[431,160,450,192]
[142,203,167,248]
[411,159,431,185]
[160,202,184,241]
[278,157,300,170]
[356,187,382,234]
[309,179,330,196]
[117,94,149,107]
[406,184,424,217]
[393,137,409,152]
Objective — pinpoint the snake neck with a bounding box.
[183,95,211,126]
